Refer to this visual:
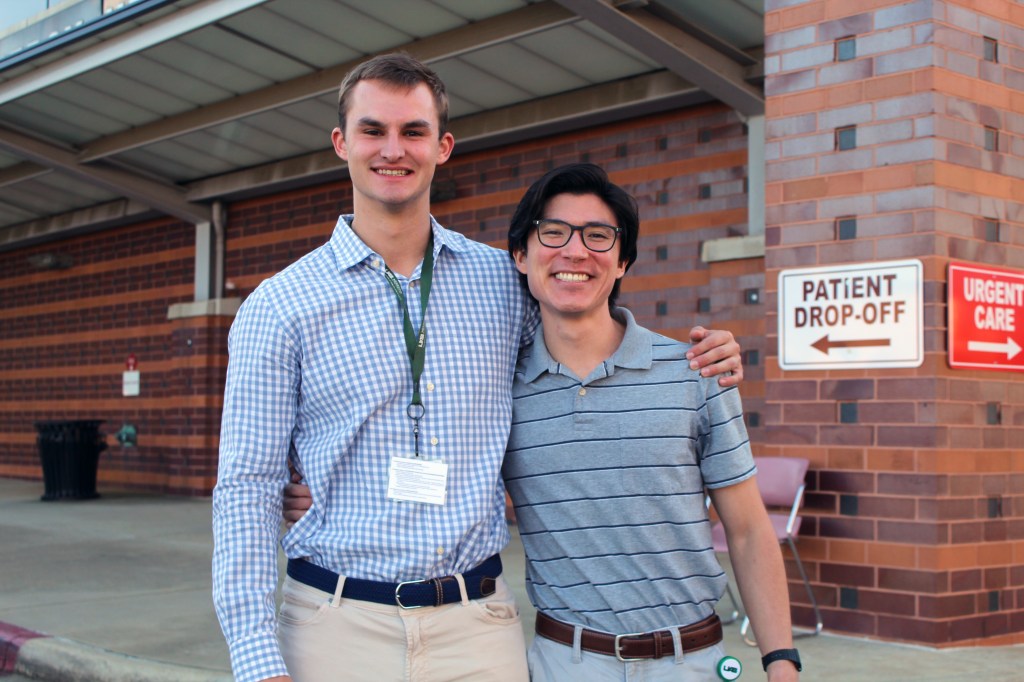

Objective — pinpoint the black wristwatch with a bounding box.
[762,648,802,672]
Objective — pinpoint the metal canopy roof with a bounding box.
[0,0,763,250]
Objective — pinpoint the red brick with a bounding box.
[819,470,876,493]
[858,588,917,616]
[858,495,917,519]
[950,614,1011,642]
[951,569,983,592]
[819,517,876,541]
[819,379,875,400]
[920,593,978,619]
[822,608,877,636]
[878,473,949,496]
[876,615,949,645]
[878,520,949,544]
[877,425,948,448]
[878,568,949,594]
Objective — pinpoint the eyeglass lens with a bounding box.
[535,219,618,252]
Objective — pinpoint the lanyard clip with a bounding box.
[407,403,425,457]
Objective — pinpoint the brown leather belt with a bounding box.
[535,611,723,662]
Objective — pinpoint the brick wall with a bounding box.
[0,218,227,494]
[1,103,761,495]
[766,0,1023,645]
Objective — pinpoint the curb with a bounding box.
[2,622,232,682]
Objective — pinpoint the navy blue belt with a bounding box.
[286,554,502,609]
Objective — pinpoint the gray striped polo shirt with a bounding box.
[502,307,755,635]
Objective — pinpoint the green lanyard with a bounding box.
[381,235,434,456]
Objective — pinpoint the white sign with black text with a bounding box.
[778,259,923,370]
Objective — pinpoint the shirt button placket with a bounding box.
[573,385,588,421]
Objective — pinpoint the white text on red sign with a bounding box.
[947,262,1024,371]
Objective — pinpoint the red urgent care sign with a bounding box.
[948,262,1024,372]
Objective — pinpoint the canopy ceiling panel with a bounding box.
[0,0,763,248]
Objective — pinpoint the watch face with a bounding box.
[717,655,743,681]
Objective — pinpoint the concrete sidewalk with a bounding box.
[1,476,1021,681]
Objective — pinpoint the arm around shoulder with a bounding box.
[686,326,743,387]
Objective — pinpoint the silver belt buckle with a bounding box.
[395,579,431,609]
[614,632,646,662]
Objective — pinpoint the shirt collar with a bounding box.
[329,214,469,271]
[520,306,653,384]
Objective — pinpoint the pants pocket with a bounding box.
[469,576,522,625]
[278,576,332,627]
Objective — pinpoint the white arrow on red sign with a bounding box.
[967,337,1021,360]
[948,262,1024,372]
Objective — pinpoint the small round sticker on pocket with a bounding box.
[717,655,742,680]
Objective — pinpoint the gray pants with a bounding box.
[528,632,728,681]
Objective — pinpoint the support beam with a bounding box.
[746,114,765,236]
[0,0,268,106]
[701,114,765,263]
[452,70,705,149]
[79,1,578,163]
[0,126,210,224]
[192,201,226,302]
[0,162,50,188]
[554,0,763,116]
[194,220,215,302]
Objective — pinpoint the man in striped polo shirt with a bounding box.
[503,163,799,680]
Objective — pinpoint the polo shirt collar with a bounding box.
[329,214,468,271]
[520,306,653,384]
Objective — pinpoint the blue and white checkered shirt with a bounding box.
[213,215,534,682]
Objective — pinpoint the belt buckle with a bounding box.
[614,632,646,662]
[395,579,432,609]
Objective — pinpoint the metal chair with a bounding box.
[709,456,823,645]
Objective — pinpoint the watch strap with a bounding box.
[761,648,802,672]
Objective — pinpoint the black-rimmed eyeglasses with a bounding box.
[532,219,621,253]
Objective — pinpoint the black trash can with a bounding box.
[35,420,107,501]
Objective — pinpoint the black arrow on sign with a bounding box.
[812,334,891,355]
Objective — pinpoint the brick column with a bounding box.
[765,0,1023,645]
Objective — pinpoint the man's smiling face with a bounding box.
[514,192,627,323]
[332,79,453,216]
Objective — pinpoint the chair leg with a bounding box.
[740,615,757,646]
[787,537,823,637]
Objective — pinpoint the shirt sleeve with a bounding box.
[212,287,299,682]
[697,381,756,489]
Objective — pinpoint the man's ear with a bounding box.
[331,127,347,161]
[513,248,528,275]
[436,131,455,165]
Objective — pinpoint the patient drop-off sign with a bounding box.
[778,259,924,371]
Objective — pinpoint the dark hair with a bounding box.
[507,163,639,308]
[337,53,449,137]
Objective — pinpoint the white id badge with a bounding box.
[387,456,448,505]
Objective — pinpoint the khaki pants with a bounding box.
[277,574,528,682]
